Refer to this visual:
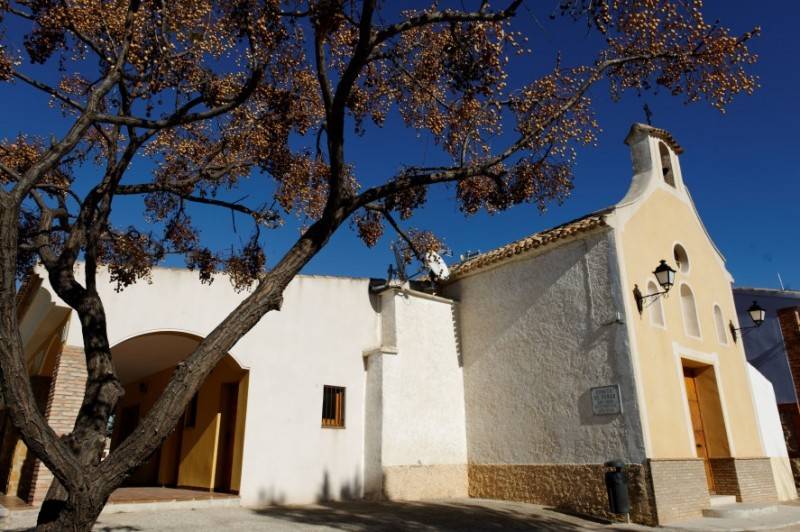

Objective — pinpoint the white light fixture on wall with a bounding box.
[633,260,677,314]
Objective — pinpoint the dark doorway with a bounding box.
[116,404,161,486]
[214,382,239,493]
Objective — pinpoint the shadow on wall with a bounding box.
[452,238,587,372]
[253,469,363,508]
[256,486,286,506]
[317,469,363,503]
[450,303,464,368]
[251,499,631,531]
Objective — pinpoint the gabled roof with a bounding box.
[447,209,611,281]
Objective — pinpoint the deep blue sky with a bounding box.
[2,1,798,289]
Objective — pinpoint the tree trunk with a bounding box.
[36,431,109,528]
[36,487,107,532]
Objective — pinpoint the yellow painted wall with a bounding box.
[112,354,248,491]
[176,355,244,489]
[619,188,764,459]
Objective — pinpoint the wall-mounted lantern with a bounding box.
[729,301,766,343]
[633,260,677,314]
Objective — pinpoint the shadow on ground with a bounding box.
[2,516,142,532]
[252,500,631,531]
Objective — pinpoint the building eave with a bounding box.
[445,209,613,282]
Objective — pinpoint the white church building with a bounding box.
[5,124,794,525]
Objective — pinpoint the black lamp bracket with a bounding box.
[729,320,758,344]
[633,284,670,314]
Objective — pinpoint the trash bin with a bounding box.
[604,459,630,515]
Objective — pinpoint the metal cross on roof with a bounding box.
[643,103,653,126]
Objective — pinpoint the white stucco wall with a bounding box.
[364,287,468,499]
[444,230,646,465]
[748,364,797,501]
[45,265,381,506]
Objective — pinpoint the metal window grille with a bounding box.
[321,385,345,428]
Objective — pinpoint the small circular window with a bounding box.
[673,244,689,274]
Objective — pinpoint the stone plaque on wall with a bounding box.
[591,384,622,416]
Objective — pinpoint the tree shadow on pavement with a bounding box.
[2,525,142,532]
[252,500,636,531]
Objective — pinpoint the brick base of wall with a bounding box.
[467,463,657,526]
[728,457,779,503]
[648,458,709,523]
[710,458,740,498]
[706,457,778,503]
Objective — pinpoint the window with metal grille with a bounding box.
[321,386,345,428]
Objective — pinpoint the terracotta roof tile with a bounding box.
[447,210,611,280]
[626,123,684,154]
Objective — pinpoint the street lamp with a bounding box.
[633,260,677,314]
[730,301,766,343]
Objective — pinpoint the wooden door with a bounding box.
[683,368,715,493]
[214,382,239,492]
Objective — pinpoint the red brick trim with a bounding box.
[26,345,87,505]
[778,307,800,405]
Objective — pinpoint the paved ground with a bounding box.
[1,499,651,531]
[4,498,800,531]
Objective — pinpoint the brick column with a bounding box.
[778,306,800,489]
[778,306,800,402]
[27,345,87,505]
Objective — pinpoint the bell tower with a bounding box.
[619,123,686,205]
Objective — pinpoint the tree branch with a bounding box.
[10,0,140,203]
[365,203,424,263]
[0,161,22,182]
[372,1,524,46]
[350,52,659,212]
[115,183,280,226]
[324,0,376,210]
[92,68,264,130]
[12,71,86,113]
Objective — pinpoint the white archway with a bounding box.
[109,331,249,494]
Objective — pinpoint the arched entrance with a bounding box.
[109,332,248,494]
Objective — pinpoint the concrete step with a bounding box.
[702,502,778,519]
[708,495,737,507]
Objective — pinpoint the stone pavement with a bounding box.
[662,499,800,531]
[664,503,800,531]
[3,498,800,531]
[0,498,650,531]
